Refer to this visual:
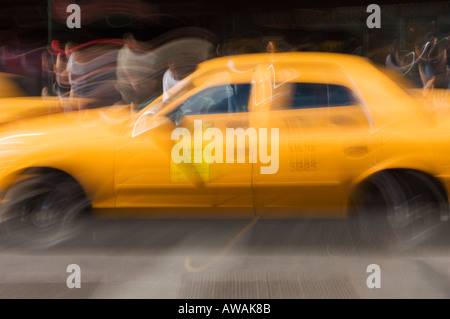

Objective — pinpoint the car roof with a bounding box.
[196,52,369,72]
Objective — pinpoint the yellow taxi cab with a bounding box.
[0,52,449,247]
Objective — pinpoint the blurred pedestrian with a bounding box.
[41,51,55,97]
[162,60,181,101]
[266,41,277,53]
[117,34,158,107]
[54,43,73,99]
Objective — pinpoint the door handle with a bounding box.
[330,115,357,126]
[343,146,369,158]
[226,120,249,129]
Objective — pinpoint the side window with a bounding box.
[177,83,251,116]
[327,84,359,106]
[292,83,328,109]
[290,83,359,109]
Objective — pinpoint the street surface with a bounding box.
[1,218,450,298]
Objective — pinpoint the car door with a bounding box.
[114,78,256,217]
[252,63,379,218]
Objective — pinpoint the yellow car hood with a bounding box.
[0,103,133,141]
[0,97,99,125]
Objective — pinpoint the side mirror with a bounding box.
[167,108,184,126]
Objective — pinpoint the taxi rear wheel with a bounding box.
[351,170,447,246]
[0,171,90,248]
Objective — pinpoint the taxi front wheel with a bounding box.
[0,171,90,248]
[351,170,447,247]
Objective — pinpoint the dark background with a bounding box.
[0,0,448,90]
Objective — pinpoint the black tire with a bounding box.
[351,170,447,246]
[0,172,90,248]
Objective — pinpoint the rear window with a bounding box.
[291,83,359,109]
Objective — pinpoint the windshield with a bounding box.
[132,78,196,137]
[135,78,195,116]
